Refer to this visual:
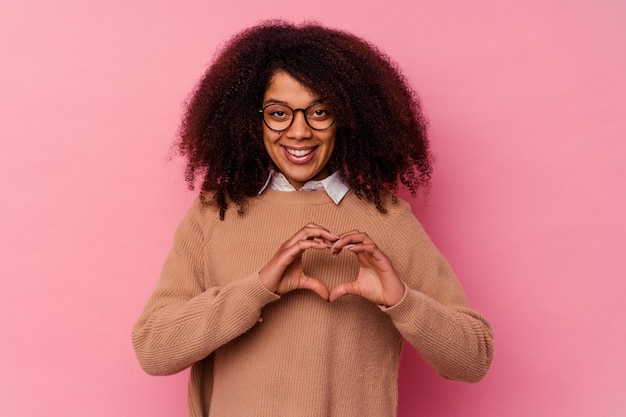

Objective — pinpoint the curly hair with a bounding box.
[176,20,432,219]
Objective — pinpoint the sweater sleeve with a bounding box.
[131,200,280,376]
[380,202,494,383]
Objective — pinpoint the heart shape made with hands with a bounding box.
[260,229,405,307]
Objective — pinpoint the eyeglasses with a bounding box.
[259,103,335,132]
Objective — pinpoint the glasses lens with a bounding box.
[263,104,293,131]
[305,104,334,130]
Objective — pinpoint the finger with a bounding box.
[267,239,331,277]
[346,243,394,269]
[293,224,340,245]
[302,223,339,238]
[345,242,379,255]
[279,239,332,263]
[336,230,366,243]
[261,238,331,292]
[338,229,374,239]
[328,281,360,302]
[297,276,330,300]
[330,232,373,253]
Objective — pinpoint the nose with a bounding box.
[285,109,312,140]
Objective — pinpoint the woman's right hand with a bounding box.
[258,223,338,300]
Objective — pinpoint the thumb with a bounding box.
[298,276,330,300]
[328,281,360,303]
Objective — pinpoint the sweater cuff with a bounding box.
[236,272,281,308]
[379,283,423,323]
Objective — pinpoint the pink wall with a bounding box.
[1,1,624,416]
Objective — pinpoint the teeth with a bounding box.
[286,148,313,157]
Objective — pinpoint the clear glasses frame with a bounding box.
[259,103,336,132]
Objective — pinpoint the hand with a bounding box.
[259,223,339,300]
[328,230,405,307]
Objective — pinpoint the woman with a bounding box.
[132,21,494,417]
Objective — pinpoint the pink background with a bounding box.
[1,0,624,416]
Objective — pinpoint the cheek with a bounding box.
[262,131,281,165]
[262,129,273,151]
[323,132,337,155]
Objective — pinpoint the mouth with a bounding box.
[285,147,314,157]
[282,146,317,164]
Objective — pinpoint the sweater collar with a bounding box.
[259,170,350,204]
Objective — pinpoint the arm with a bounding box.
[329,201,494,382]
[131,201,279,376]
[382,247,494,383]
[132,204,339,376]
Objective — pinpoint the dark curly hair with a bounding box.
[176,20,432,219]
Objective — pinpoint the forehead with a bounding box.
[263,71,319,105]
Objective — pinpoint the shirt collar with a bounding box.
[259,170,350,204]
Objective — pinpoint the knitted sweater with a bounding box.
[132,189,494,417]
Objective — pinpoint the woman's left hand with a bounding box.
[328,230,405,307]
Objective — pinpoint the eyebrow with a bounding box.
[262,98,324,107]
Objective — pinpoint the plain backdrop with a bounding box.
[1,0,624,416]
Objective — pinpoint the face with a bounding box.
[262,71,336,190]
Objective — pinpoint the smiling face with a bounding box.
[262,71,336,190]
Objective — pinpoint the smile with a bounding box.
[285,147,314,157]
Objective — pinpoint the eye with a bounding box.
[307,105,332,120]
[264,105,292,121]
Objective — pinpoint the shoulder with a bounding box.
[342,191,418,224]
[341,192,429,244]
[174,196,224,241]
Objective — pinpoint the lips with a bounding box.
[286,147,313,157]
[283,146,316,164]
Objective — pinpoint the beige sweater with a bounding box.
[132,189,493,417]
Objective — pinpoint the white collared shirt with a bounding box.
[259,170,350,204]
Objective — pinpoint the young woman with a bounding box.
[132,21,494,417]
